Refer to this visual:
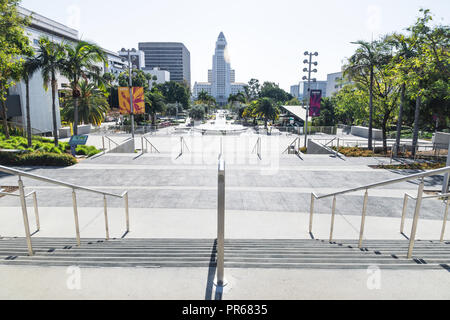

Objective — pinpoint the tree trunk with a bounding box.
[368,67,374,151]
[51,76,59,147]
[73,97,79,136]
[0,99,10,139]
[394,83,406,157]
[382,115,389,155]
[412,94,421,157]
[25,78,32,147]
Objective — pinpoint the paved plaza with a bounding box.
[0,133,449,300]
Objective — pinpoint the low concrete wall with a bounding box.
[109,138,135,154]
[433,132,450,148]
[307,139,335,155]
[59,127,71,139]
[77,125,91,135]
[351,126,382,140]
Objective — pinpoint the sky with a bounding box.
[20,0,450,92]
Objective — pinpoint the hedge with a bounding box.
[0,151,77,167]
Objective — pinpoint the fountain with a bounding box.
[192,110,248,135]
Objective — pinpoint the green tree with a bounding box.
[61,40,108,136]
[60,80,110,126]
[245,78,261,100]
[260,82,293,103]
[18,57,40,147]
[254,97,280,129]
[145,88,166,126]
[118,69,151,90]
[189,105,206,121]
[228,92,246,111]
[35,37,66,146]
[0,0,33,139]
[155,81,191,109]
[344,39,390,150]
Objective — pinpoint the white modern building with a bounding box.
[144,67,171,88]
[5,7,127,135]
[326,71,352,97]
[5,7,80,134]
[193,32,246,105]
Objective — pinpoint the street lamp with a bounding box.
[302,51,319,147]
[121,48,136,139]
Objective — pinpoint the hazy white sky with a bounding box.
[21,0,450,92]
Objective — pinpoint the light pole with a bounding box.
[302,51,318,147]
[121,48,136,139]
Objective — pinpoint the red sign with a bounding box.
[309,90,322,117]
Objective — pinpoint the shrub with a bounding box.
[0,151,77,167]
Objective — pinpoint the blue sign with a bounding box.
[69,135,88,146]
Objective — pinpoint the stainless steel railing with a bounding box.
[400,192,450,242]
[141,136,160,154]
[215,156,226,287]
[102,135,119,152]
[252,137,262,160]
[0,189,40,234]
[309,166,450,259]
[0,165,130,256]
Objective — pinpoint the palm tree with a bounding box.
[388,33,417,156]
[228,92,246,111]
[254,97,279,129]
[344,40,387,150]
[145,89,166,126]
[18,57,40,147]
[60,40,107,135]
[35,37,66,146]
[61,80,110,126]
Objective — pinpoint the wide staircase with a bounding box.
[1,237,449,270]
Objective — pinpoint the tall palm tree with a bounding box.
[35,37,66,146]
[60,40,107,135]
[61,80,110,126]
[344,40,387,150]
[388,33,417,156]
[18,57,40,147]
[254,97,279,129]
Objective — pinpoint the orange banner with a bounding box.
[118,87,145,115]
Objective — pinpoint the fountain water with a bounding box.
[192,110,248,135]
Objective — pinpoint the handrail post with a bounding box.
[72,189,81,247]
[309,193,315,234]
[18,176,33,256]
[102,136,105,152]
[407,179,425,259]
[440,198,449,242]
[141,136,145,155]
[32,191,40,231]
[124,191,130,232]
[103,195,109,240]
[358,189,369,248]
[216,158,226,287]
[329,196,337,242]
[400,194,409,234]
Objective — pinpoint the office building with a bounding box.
[138,42,191,87]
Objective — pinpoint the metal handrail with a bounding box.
[141,136,160,154]
[102,135,119,152]
[0,165,130,256]
[252,137,262,160]
[0,189,40,233]
[400,192,450,242]
[310,166,450,259]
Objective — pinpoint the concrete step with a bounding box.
[0,237,449,270]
